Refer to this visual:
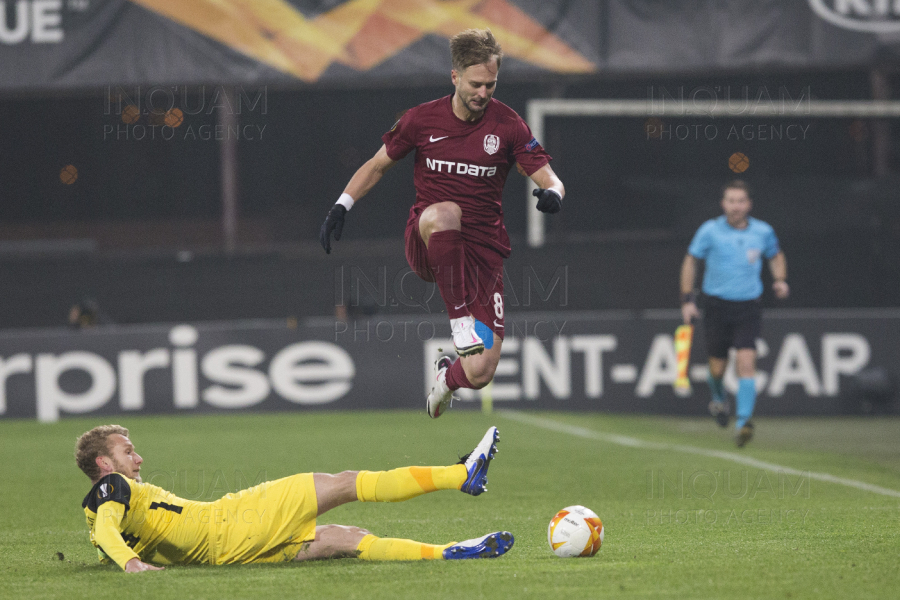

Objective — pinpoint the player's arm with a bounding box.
[680,254,700,324]
[527,164,565,214]
[768,251,789,299]
[94,506,162,572]
[93,502,160,572]
[320,145,397,254]
[343,144,397,202]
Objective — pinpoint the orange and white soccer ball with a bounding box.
[547,505,604,558]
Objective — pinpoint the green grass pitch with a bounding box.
[1,410,898,599]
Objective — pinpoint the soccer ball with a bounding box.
[547,505,604,558]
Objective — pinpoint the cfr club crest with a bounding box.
[483,134,500,155]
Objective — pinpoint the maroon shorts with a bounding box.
[405,215,506,340]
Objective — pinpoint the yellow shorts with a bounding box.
[208,473,318,564]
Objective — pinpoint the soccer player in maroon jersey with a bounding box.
[320,29,565,418]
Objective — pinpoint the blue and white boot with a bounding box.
[458,426,499,496]
[443,531,514,559]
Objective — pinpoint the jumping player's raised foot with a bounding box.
[427,357,455,418]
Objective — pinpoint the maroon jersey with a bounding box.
[382,95,551,258]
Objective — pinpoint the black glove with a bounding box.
[533,188,562,214]
[319,204,347,254]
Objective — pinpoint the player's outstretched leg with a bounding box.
[427,356,455,418]
[297,427,509,563]
[458,426,499,496]
[354,426,500,502]
[356,530,513,561]
[293,525,514,562]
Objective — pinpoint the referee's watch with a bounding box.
[681,292,696,305]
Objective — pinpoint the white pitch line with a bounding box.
[499,410,900,499]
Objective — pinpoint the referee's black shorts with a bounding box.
[702,295,762,359]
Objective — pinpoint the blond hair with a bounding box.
[450,29,503,72]
[75,424,129,481]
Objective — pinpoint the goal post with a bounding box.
[525,98,900,247]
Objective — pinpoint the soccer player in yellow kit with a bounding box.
[76,424,511,572]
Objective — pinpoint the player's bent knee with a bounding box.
[320,524,371,551]
[420,202,462,234]
[708,358,727,378]
[320,523,369,537]
[313,471,361,515]
[736,366,756,378]
[347,526,371,538]
[735,350,757,378]
[427,201,462,220]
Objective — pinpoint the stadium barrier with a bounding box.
[0,309,896,421]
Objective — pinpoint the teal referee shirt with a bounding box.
[687,216,780,301]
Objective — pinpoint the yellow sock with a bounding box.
[356,534,451,561]
[356,465,467,502]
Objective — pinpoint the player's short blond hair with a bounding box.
[75,424,129,481]
[450,29,503,72]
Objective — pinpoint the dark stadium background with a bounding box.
[1,71,899,328]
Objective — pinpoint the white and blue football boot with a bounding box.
[443,531,514,560]
[458,426,499,496]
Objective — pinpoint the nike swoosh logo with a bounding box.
[429,135,449,142]
[493,321,504,328]
[454,303,466,310]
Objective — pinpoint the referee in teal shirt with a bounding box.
[680,180,789,447]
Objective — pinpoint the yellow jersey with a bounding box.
[82,472,318,569]
[82,473,211,569]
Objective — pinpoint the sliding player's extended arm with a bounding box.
[92,501,140,570]
[320,145,397,253]
[84,472,163,572]
[91,494,164,573]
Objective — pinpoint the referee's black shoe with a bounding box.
[708,400,730,428]
[736,421,754,448]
